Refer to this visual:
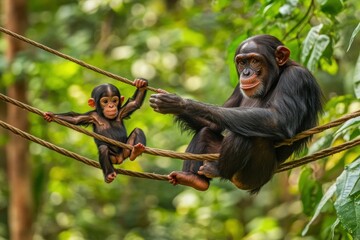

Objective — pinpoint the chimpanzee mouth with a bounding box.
[240,76,260,90]
[105,110,118,118]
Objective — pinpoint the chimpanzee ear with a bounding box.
[275,46,290,66]
[88,98,96,108]
[120,96,125,105]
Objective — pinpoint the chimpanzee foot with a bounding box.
[105,172,117,183]
[168,171,209,191]
[198,161,220,178]
[129,143,145,160]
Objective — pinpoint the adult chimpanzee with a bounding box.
[150,35,323,193]
[44,79,148,183]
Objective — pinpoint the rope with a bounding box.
[2,92,360,175]
[0,92,219,161]
[2,91,360,155]
[1,92,360,162]
[275,110,360,147]
[0,119,168,181]
[277,137,360,173]
[0,26,159,93]
[1,116,359,179]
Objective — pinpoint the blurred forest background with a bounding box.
[0,0,360,239]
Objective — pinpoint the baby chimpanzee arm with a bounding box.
[118,78,148,119]
[44,111,97,126]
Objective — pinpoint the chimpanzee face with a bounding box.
[235,41,269,98]
[100,95,120,119]
[234,36,290,99]
[90,84,122,119]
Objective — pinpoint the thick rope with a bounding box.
[0,92,219,161]
[0,119,168,181]
[1,117,359,179]
[0,26,159,93]
[275,110,360,147]
[277,137,360,173]
[2,92,360,156]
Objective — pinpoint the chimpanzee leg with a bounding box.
[98,145,117,183]
[220,135,278,193]
[168,127,223,191]
[124,128,146,161]
[183,127,223,173]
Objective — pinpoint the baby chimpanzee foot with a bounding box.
[105,172,117,183]
[129,143,145,160]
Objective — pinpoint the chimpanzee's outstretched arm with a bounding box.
[175,114,223,133]
[150,93,296,140]
[44,111,97,126]
[175,84,243,132]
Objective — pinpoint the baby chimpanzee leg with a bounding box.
[124,128,146,160]
[98,145,117,183]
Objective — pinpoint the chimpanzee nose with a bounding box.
[243,68,250,76]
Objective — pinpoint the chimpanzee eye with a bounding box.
[237,60,246,72]
[238,59,246,66]
[100,97,109,105]
[112,96,119,104]
[250,58,261,68]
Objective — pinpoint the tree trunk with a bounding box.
[4,0,33,239]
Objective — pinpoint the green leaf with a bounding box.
[331,218,340,239]
[353,52,360,99]
[302,183,336,236]
[307,34,330,72]
[318,0,344,15]
[308,134,334,155]
[301,24,331,72]
[299,168,323,216]
[301,24,323,64]
[333,116,360,141]
[334,158,360,237]
[347,22,360,52]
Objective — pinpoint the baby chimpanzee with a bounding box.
[44,79,148,183]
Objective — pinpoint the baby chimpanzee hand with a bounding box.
[133,78,148,89]
[43,112,55,122]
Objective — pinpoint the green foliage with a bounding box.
[301,24,331,72]
[299,168,323,216]
[353,48,360,98]
[318,0,344,15]
[346,22,360,52]
[299,96,360,239]
[303,157,360,239]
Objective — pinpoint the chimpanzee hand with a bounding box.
[43,112,55,122]
[133,78,148,89]
[149,93,186,115]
